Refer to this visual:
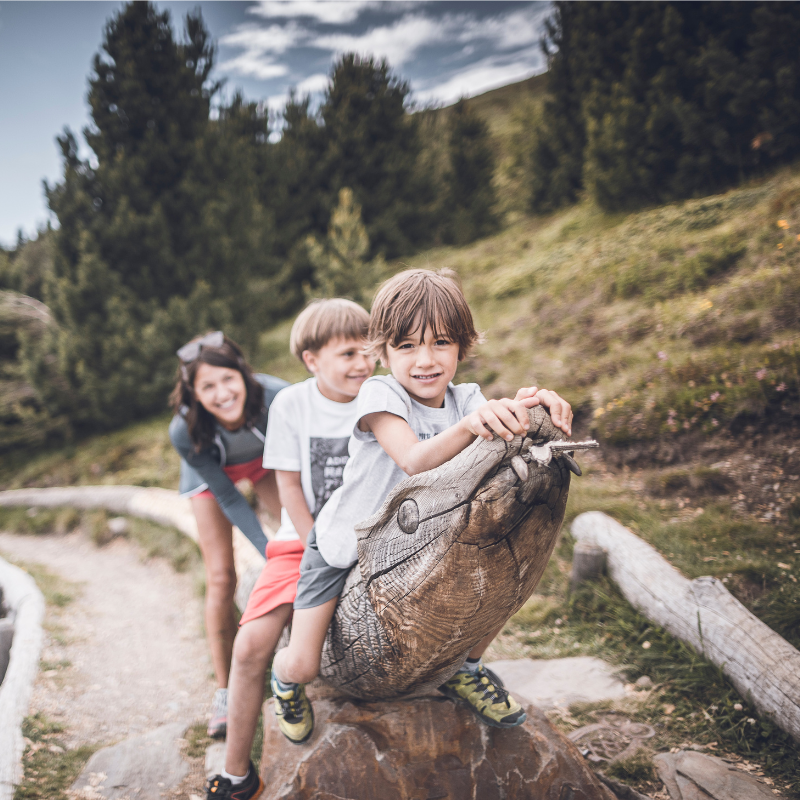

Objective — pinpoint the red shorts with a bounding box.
[239,539,305,626]
[196,457,271,499]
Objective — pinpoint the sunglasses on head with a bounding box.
[176,331,225,363]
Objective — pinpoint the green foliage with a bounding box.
[443,99,498,245]
[531,2,800,211]
[30,2,271,431]
[320,54,436,258]
[304,188,384,304]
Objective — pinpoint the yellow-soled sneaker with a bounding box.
[270,671,314,744]
[439,664,526,728]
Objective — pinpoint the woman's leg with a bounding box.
[191,494,238,688]
[225,604,293,776]
[272,598,339,685]
[467,622,506,660]
[253,471,281,527]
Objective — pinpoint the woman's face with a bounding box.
[193,363,247,430]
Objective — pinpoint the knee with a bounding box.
[278,647,320,685]
[233,628,271,670]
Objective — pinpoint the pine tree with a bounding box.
[320,54,435,258]
[32,2,264,429]
[443,99,498,245]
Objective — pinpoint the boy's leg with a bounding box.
[439,623,527,729]
[224,605,293,777]
[268,599,338,745]
[272,598,338,685]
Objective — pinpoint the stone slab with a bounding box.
[70,722,190,800]
[487,657,628,709]
[204,742,226,779]
[259,683,615,800]
[654,751,779,800]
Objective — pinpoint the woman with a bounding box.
[169,331,288,738]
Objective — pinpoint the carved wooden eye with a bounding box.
[397,498,419,533]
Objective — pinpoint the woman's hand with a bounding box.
[514,386,573,436]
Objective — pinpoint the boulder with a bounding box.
[69,722,189,800]
[653,751,780,800]
[260,684,615,800]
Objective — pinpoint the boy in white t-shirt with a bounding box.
[206,299,374,800]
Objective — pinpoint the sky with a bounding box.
[0,0,551,247]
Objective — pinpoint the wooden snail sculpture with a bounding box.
[319,405,598,699]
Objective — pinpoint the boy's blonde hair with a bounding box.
[290,298,370,362]
[366,268,480,362]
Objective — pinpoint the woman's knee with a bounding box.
[233,626,272,669]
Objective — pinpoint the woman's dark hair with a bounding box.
[169,334,264,452]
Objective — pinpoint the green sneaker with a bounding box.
[439,664,526,728]
[270,670,314,744]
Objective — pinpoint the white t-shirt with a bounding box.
[315,374,486,568]
[263,377,360,542]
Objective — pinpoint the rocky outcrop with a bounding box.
[260,683,615,800]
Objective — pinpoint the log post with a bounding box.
[570,541,606,591]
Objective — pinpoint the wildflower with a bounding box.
[756,368,767,380]
[657,351,667,361]
[699,299,713,310]
[641,641,651,650]
[777,382,787,392]
[778,243,784,250]
[712,418,719,427]
[778,219,789,229]
[594,407,605,418]
[710,391,721,402]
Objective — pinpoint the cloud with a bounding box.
[248,1,381,25]
[456,5,551,51]
[218,22,306,78]
[414,49,546,106]
[313,13,449,66]
[296,72,329,93]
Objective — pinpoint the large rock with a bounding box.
[69,722,189,800]
[260,684,615,799]
[653,751,779,800]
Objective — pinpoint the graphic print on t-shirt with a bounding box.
[309,436,351,516]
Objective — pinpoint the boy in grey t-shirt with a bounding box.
[270,268,574,744]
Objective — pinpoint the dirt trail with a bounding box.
[0,528,215,749]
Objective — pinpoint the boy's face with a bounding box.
[303,336,375,403]
[385,323,460,408]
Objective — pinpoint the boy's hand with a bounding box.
[464,398,535,442]
[514,386,573,437]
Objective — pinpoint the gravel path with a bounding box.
[0,528,215,749]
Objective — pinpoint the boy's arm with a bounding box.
[363,389,572,477]
[275,470,315,545]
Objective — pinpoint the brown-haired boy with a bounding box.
[206,298,374,800]
[269,269,573,744]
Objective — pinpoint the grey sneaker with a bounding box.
[208,688,228,739]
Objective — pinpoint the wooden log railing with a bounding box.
[572,510,800,743]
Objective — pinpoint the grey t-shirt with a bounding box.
[314,374,486,569]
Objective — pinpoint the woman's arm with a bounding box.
[169,417,268,555]
[275,470,314,545]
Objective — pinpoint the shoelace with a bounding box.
[276,692,305,722]
[468,674,511,708]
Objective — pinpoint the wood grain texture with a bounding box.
[572,510,800,742]
[0,557,45,800]
[320,406,571,699]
